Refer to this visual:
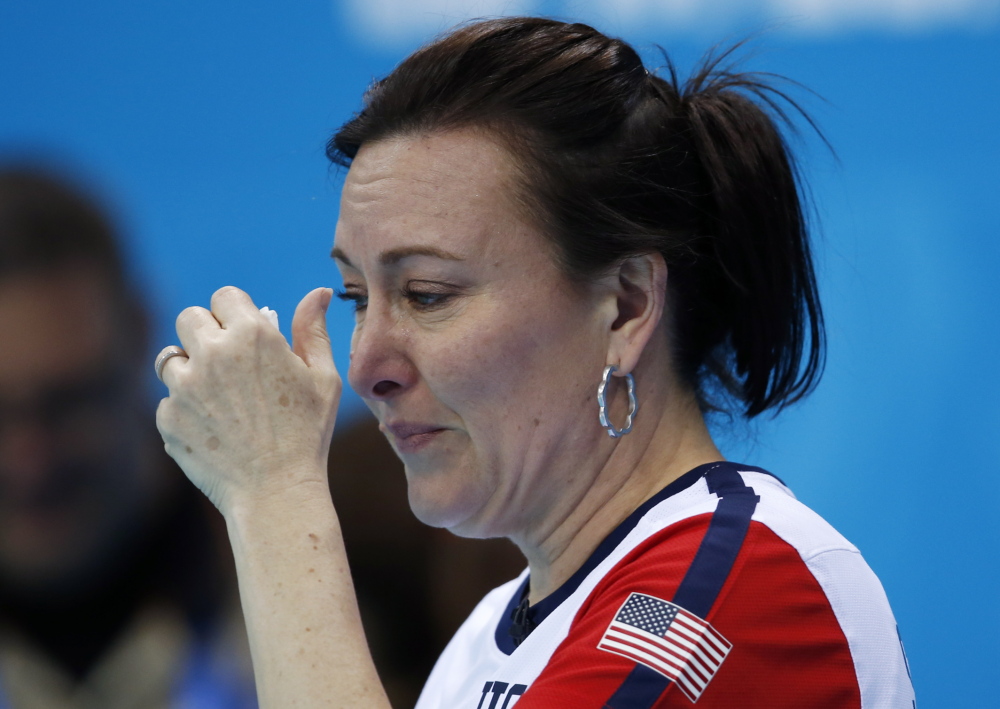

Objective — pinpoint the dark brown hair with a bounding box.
[0,166,148,354]
[0,167,128,290]
[328,17,824,418]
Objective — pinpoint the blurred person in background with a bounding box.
[0,168,256,709]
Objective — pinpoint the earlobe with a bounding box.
[606,252,667,375]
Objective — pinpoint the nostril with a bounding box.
[372,380,401,398]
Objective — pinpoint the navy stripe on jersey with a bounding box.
[604,464,760,709]
[675,465,761,617]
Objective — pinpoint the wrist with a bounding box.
[222,473,335,534]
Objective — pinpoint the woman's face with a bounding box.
[333,130,615,539]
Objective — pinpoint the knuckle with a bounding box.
[323,373,343,400]
[177,305,205,329]
[200,336,232,360]
[212,285,243,303]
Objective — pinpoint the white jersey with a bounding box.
[416,462,915,709]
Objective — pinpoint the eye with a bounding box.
[402,282,456,310]
[334,288,368,313]
[406,289,448,308]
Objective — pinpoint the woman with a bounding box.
[155,17,916,708]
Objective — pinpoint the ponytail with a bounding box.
[671,54,825,416]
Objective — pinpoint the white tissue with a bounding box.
[259,306,279,330]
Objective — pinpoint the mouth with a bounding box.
[383,422,448,454]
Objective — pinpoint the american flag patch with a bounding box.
[597,592,732,703]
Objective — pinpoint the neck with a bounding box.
[512,382,721,605]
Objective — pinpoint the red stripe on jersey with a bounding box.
[513,517,861,709]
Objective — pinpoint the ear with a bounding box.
[605,252,667,375]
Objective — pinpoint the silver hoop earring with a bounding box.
[597,364,637,438]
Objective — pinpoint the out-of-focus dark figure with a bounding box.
[329,414,525,709]
[0,167,256,709]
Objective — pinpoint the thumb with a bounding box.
[291,287,334,370]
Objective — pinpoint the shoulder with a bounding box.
[578,465,863,616]
[519,464,915,708]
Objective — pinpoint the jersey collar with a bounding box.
[493,461,773,655]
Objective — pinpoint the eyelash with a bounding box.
[334,289,368,312]
[334,286,454,313]
[403,286,453,309]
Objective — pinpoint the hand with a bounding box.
[156,286,341,515]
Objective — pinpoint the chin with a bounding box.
[404,464,494,537]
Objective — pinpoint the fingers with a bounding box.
[155,344,189,387]
[292,287,335,370]
[210,286,258,328]
[176,306,221,354]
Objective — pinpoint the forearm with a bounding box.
[224,478,391,709]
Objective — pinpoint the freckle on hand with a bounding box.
[207,436,220,451]
[185,445,193,454]
[279,394,290,407]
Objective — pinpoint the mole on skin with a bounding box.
[207,436,221,451]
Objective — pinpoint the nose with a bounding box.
[346,306,418,402]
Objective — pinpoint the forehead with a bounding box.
[334,130,530,264]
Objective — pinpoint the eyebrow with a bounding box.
[331,245,465,268]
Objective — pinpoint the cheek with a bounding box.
[426,299,602,431]
[431,317,536,410]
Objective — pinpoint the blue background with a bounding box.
[2,1,997,705]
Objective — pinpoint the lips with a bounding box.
[383,422,447,453]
